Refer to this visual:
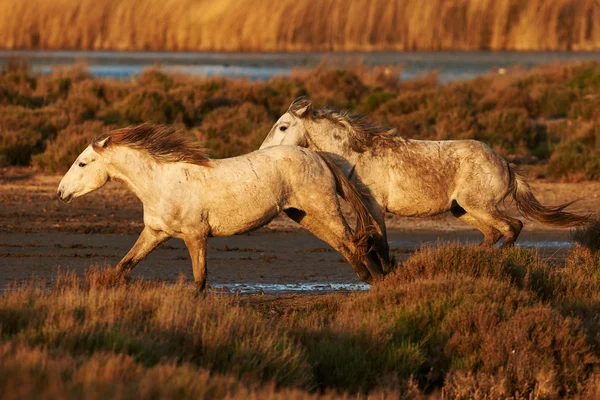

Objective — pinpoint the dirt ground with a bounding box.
[1,167,598,293]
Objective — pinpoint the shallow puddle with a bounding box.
[210,282,370,295]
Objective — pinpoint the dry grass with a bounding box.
[0,0,599,51]
[2,60,600,181]
[2,241,600,398]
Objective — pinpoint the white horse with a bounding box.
[57,124,385,289]
[260,98,590,260]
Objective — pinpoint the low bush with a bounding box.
[2,242,600,397]
[32,121,108,172]
[200,102,273,158]
[0,271,314,390]
[0,128,42,166]
[546,122,600,180]
[1,60,600,179]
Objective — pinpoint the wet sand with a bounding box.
[1,167,597,293]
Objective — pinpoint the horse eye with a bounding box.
[78,162,86,167]
[279,126,288,132]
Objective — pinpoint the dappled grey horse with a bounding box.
[57,124,385,289]
[261,98,590,265]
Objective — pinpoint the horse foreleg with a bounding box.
[116,227,170,274]
[285,208,379,284]
[184,234,208,291]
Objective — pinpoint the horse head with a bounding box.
[57,137,110,203]
[260,97,312,149]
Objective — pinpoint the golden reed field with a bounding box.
[0,0,599,51]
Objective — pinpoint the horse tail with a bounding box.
[319,154,375,255]
[508,164,591,227]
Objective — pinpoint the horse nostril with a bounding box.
[57,189,63,198]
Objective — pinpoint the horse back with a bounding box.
[379,139,509,215]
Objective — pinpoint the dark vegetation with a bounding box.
[1,61,600,180]
[2,229,600,398]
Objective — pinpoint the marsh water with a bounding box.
[1,229,572,295]
[2,50,600,82]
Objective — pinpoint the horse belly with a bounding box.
[387,182,453,217]
[388,197,451,217]
[208,204,280,237]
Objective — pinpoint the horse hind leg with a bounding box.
[451,202,503,246]
[457,204,523,248]
[498,215,523,248]
[284,207,381,284]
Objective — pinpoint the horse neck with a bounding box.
[305,121,360,163]
[104,147,163,204]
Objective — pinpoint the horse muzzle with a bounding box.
[57,188,73,203]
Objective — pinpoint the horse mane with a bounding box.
[289,98,399,153]
[92,124,211,166]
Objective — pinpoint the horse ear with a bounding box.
[94,136,111,148]
[295,102,312,118]
[288,97,312,118]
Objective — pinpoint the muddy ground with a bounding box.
[1,167,598,293]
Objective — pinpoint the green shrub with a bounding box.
[569,95,600,121]
[32,121,108,172]
[1,70,37,92]
[62,80,109,122]
[435,107,479,140]
[0,106,68,165]
[1,60,600,180]
[355,90,394,114]
[0,129,42,166]
[484,85,540,116]
[106,89,184,124]
[478,108,546,157]
[547,123,600,180]
[533,85,576,119]
[567,61,600,91]
[0,84,35,107]
[137,68,174,91]
[433,81,485,114]
[298,67,366,109]
[547,140,600,180]
[200,102,273,158]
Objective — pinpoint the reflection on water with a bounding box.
[209,237,572,295]
[210,282,370,295]
[2,50,600,82]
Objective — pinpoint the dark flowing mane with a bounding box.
[289,98,399,152]
[93,124,211,166]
